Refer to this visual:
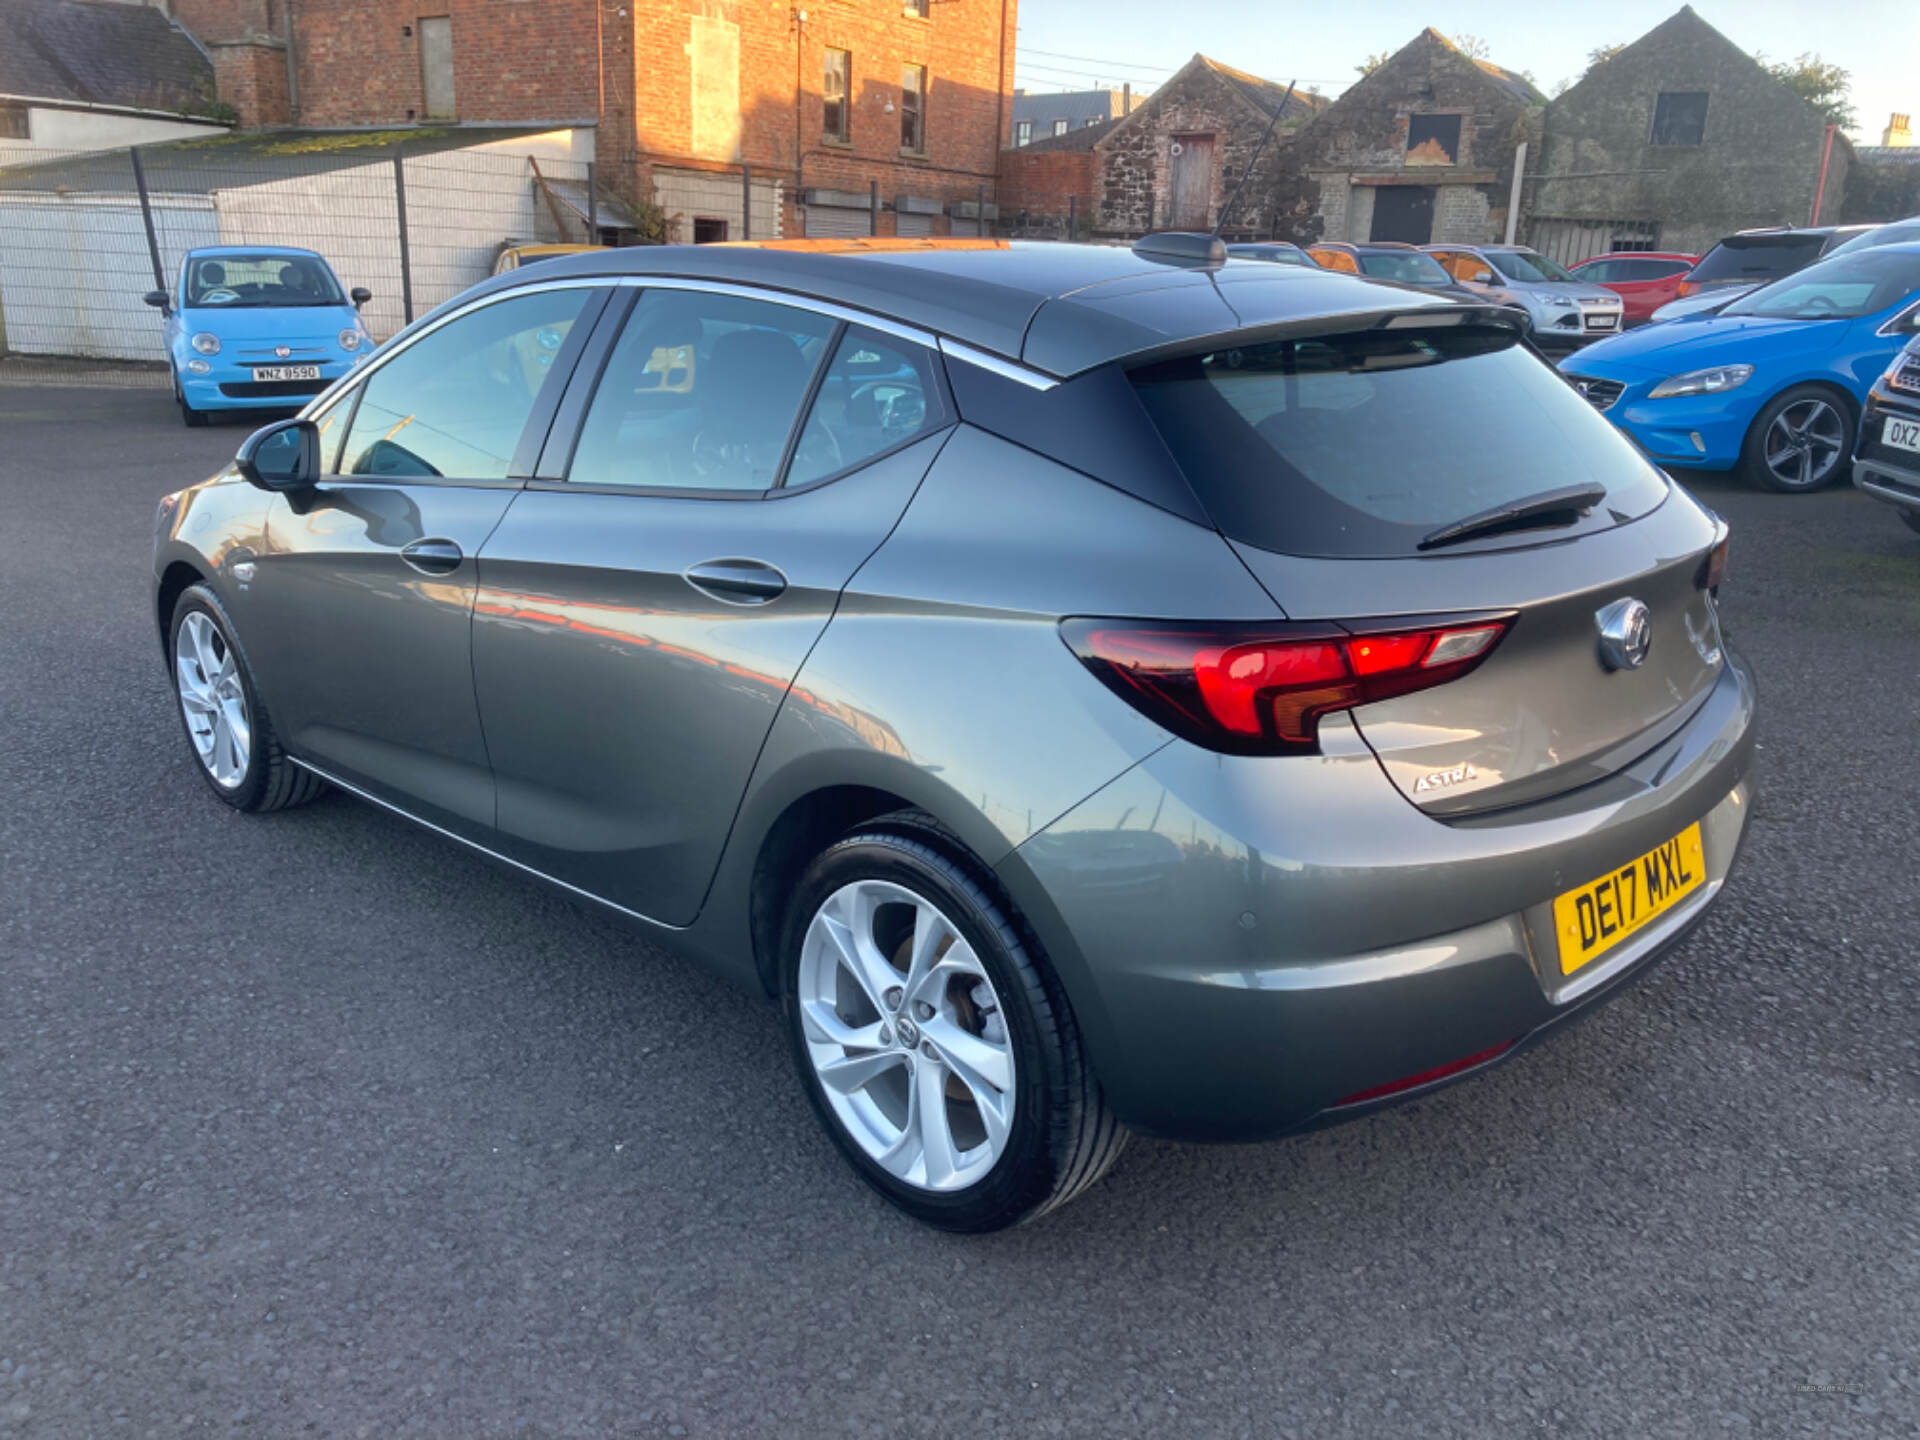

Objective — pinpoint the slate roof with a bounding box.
[1410,29,1544,105]
[1200,58,1326,121]
[1012,89,1126,133]
[0,0,216,116]
[1013,116,1121,153]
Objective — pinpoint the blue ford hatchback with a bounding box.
[144,245,375,427]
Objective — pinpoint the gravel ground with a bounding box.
[1,387,1915,1439]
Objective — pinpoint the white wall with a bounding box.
[27,106,228,151]
[0,192,215,359]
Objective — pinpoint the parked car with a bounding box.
[491,242,610,276]
[1649,225,1878,323]
[1424,243,1625,345]
[1828,215,1920,258]
[1852,335,1920,534]
[1225,241,1314,267]
[145,245,373,428]
[1562,243,1920,492]
[1568,251,1699,326]
[153,235,1753,1230]
[1305,241,1480,298]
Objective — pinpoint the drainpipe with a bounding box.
[283,0,300,123]
[1810,123,1836,225]
[1503,140,1527,244]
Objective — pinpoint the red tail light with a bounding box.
[1700,530,1729,593]
[1061,614,1513,754]
[1333,1039,1517,1108]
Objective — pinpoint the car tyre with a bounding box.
[174,369,210,428]
[1740,384,1853,493]
[782,817,1126,1231]
[169,583,324,812]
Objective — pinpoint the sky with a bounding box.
[1011,0,1912,146]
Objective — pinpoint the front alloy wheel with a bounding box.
[176,610,251,788]
[1744,386,1852,492]
[783,822,1126,1231]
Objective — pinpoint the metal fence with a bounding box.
[1525,217,1664,267]
[0,141,600,387]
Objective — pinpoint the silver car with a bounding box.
[1425,243,1626,345]
[152,236,1754,1231]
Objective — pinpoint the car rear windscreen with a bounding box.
[1689,236,1824,285]
[1130,327,1669,558]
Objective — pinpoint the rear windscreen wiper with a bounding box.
[1417,482,1609,551]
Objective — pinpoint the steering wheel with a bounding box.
[1801,294,1838,312]
[199,288,239,305]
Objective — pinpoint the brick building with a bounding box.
[161,0,1016,240]
[1279,29,1543,248]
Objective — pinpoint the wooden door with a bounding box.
[1170,135,1214,230]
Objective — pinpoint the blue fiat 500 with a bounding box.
[145,245,375,427]
[1562,244,1920,492]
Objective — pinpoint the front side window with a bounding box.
[567,289,835,491]
[786,326,949,487]
[824,49,850,142]
[340,287,591,480]
[1651,91,1708,146]
[1309,248,1358,274]
[902,65,926,151]
[186,254,343,308]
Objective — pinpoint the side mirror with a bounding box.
[350,287,373,308]
[143,289,170,312]
[1471,269,1496,285]
[235,417,320,492]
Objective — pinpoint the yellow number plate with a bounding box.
[1552,822,1705,975]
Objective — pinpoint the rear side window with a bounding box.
[785,326,948,487]
[567,288,835,491]
[1130,328,1668,558]
[1690,237,1823,284]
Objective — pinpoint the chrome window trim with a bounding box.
[606,274,938,350]
[938,337,1059,391]
[297,276,611,422]
[1876,299,1920,338]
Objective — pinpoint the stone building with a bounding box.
[1087,55,1322,239]
[159,0,1018,241]
[1277,29,1543,248]
[1529,6,1851,260]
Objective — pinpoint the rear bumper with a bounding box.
[1004,651,1756,1142]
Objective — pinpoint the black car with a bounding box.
[1854,336,1920,535]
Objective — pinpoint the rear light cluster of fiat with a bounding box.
[1061,614,1513,755]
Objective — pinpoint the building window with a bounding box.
[901,64,926,152]
[0,102,28,140]
[693,217,729,244]
[1651,92,1708,146]
[1084,116,1101,127]
[904,0,929,15]
[418,16,455,121]
[1052,118,1068,137]
[823,49,850,143]
[1016,119,1031,146]
[1405,113,1461,165]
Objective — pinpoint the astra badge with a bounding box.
[1595,597,1652,671]
[1415,762,1478,794]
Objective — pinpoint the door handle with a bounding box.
[683,558,787,605]
[400,538,464,575]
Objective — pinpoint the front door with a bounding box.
[249,285,603,836]
[1170,134,1214,229]
[471,286,954,924]
[1371,185,1436,244]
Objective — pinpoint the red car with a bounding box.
[1567,251,1700,327]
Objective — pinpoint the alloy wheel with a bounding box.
[796,879,1016,1192]
[175,611,252,788]
[1762,398,1845,489]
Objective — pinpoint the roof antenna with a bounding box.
[1213,78,1297,242]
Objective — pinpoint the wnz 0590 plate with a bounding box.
[1552,822,1704,974]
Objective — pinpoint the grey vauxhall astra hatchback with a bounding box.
[153,235,1754,1231]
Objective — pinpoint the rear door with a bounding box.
[1129,322,1726,816]
[250,283,605,836]
[470,285,955,923]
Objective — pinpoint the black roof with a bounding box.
[0,0,214,116]
[455,239,1475,378]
